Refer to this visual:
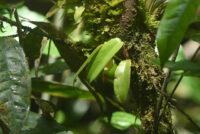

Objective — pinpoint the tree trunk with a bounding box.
[83,0,173,133]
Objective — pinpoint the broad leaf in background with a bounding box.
[23,28,43,60]
[86,38,123,83]
[32,78,95,100]
[114,60,131,103]
[39,59,69,76]
[156,0,200,67]
[0,37,31,133]
[165,60,200,77]
[109,111,141,130]
[21,112,67,134]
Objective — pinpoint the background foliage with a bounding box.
[0,0,200,133]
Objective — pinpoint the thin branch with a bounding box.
[155,88,200,131]
[154,45,180,133]
[0,14,56,41]
[13,7,23,47]
[81,80,104,114]
[47,39,52,61]
[157,46,200,131]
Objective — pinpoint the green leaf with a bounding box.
[21,112,67,134]
[29,21,85,72]
[73,45,102,85]
[110,111,141,130]
[104,0,124,7]
[165,60,200,77]
[39,59,69,76]
[114,60,131,103]
[45,0,66,18]
[156,0,200,67]
[86,38,123,83]
[0,37,31,133]
[32,78,95,100]
[23,28,43,60]
[74,6,85,22]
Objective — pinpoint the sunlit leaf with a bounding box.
[156,0,200,67]
[32,78,95,100]
[86,38,123,83]
[74,6,85,22]
[43,41,60,57]
[21,112,67,134]
[110,111,141,130]
[104,0,124,7]
[73,45,102,85]
[46,0,66,18]
[114,60,131,103]
[0,37,31,133]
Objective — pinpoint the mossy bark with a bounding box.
[83,0,173,133]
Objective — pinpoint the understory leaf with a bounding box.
[0,37,31,133]
[23,28,43,60]
[110,111,141,130]
[32,78,95,100]
[39,60,69,76]
[114,60,131,103]
[21,112,67,134]
[156,0,200,67]
[165,60,200,77]
[86,38,123,83]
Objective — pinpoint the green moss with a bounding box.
[103,0,124,7]
[136,0,159,33]
[0,101,8,123]
[83,0,125,44]
[108,8,123,16]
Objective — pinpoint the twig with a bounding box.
[157,46,200,131]
[0,14,56,41]
[82,80,104,114]
[154,45,180,133]
[13,7,23,47]
[155,88,200,131]
[47,40,52,60]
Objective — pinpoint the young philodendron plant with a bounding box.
[0,0,200,133]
